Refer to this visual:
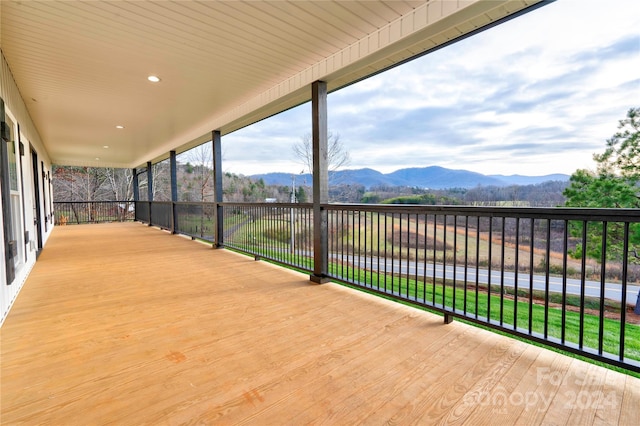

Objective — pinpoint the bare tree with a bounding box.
[151,160,171,201]
[102,168,134,221]
[103,168,133,201]
[52,166,105,202]
[292,131,351,174]
[179,143,214,202]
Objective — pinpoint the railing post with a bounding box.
[170,150,178,234]
[310,81,330,284]
[212,130,224,248]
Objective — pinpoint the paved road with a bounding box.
[334,254,639,303]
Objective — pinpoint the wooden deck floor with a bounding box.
[1,222,638,425]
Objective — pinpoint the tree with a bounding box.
[151,161,171,201]
[103,168,133,202]
[295,186,307,203]
[179,143,214,203]
[563,107,640,263]
[292,131,351,174]
[594,107,639,182]
[53,166,131,202]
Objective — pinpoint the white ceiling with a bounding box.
[0,0,544,169]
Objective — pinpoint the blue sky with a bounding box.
[222,0,640,177]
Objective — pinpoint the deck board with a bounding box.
[1,222,637,425]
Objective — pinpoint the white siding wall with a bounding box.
[1,51,53,326]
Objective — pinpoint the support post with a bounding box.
[212,130,224,248]
[147,161,154,201]
[132,168,139,201]
[170,150,178,234]
[132,168,139,222]
[147,161,153,226]
[310,81,330,284]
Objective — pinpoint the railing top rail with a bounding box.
[145,200,173,205]
[54,200,133,204]
[220,202,314,209]
[323,203,640,222]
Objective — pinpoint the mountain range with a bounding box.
[250,166,569,190]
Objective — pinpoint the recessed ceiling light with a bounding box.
[147,75,161,83]
[103,145,109,149]
[95,157,100,161]
[115,125,124,129]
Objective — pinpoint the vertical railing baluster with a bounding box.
[371,210,376,290]
[433,214,437,306]
[376,211,381,290]
[391,213,395,294]
[302,207,312,270]
[327,209,332,275]
[384,212,388,292]
[376,210,381,291]
[620,222,629,362]
[475,216,480,319]
[529,218,535,334]
[406,213,411,298]
[561,220,568,343]
[499,217,505,326]
[423,213,428,304]
[399,213,403,296]
[464,215,469,315]
[405,213,410,298]
[514,217,520,331]
[443,214,447,308]
[415,213,419,301]
[488,217,493,322]
[453,215,457,312]
[296,205,300,266]
[339,209,343,280]
[544,219,551,339]
[578,220,588,349]
[307,206,311,268]
[352,210,356,284]
[257,205,262,258]
[362,211,367,287]
[599,222,608,356]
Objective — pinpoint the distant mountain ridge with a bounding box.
[250,166,569,189]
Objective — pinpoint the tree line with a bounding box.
[53,163,567,207]
[53,164,296,204]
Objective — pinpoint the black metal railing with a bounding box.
[135,201,150,223]
[134,201,639,373]
[222,202,314,271]
[54,201,134,224]
[149,201,173,230]
[174,202,216,241]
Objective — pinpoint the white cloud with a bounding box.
[223,0,640,177]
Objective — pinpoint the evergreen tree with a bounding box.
[564,107,640,263]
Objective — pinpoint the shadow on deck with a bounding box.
[1,222,638,424]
